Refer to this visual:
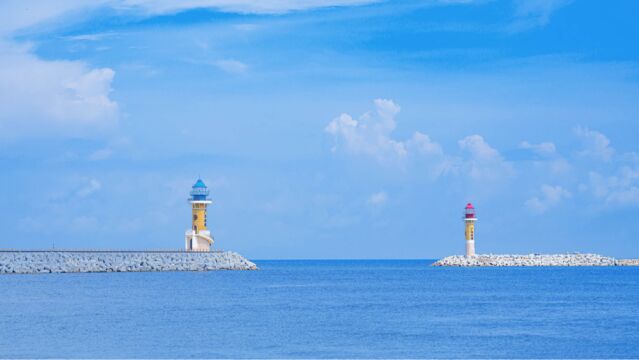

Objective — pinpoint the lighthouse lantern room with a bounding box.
[464,203,477,257]
[185,178,215,251]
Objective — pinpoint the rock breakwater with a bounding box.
[0,251,257,274]
[432,253,634,267]
[618,259,639,266]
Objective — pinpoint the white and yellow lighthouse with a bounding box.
[185,178,215,251]
[464,203,477,257]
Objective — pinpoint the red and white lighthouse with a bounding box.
[464,203,477,257]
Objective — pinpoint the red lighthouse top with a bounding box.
[465,203,476,219]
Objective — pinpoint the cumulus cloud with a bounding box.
[456,135,514,180]
[606,187,639,206]
[573,128,639,208]
[408,132,443,156]
[0,41,118,139]
[6,0,378,140]
[575,126,614,161]
[326,100,514,181]
[325,99,420,162]
[458,135,500,160]
[0,3,118,140]
[588,166,639,206]
[525,184,571,214]
[367,191,388,206]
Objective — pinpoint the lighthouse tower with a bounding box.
[185,178,215,251]
[464,203,477,257]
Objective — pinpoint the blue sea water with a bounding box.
[1,260,638,359]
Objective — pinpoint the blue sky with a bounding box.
[1,0,638,258]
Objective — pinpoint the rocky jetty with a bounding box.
[618,259,639,266]
[0,251,257,274]
[432,253,634,267]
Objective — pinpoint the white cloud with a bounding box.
[213,59,248,74]
[64,32,117,42]
[547,157,571,175]
[373,98,401,129]
[525,184,571,213]
[588,166,639,206]
[519,140,572,179]
[367,191,388,206]
[326,99,410,161]
[606,187,639,206]
[0,2,104,36]
[456,135,514,180]
[4,0,383,141]
[408,132,443,155]
[458,135,500,160]
[575,126,614,161]
[520,140,556,156]
[76,179,102,198]
[0,0,379,29]
[326,101,514,181]
[0,41,118,139]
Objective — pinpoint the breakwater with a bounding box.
[0,250,257,274]
[432,253,639,267]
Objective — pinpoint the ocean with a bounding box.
[0,260,638,359]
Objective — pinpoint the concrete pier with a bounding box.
[0,250,257,274]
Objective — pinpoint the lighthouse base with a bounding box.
[465,240,476,257]
[185,230,214,252]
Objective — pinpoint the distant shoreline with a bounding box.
[433,253,639,267]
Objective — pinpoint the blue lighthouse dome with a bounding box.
[190,178,210,200]
[193,179,207,188]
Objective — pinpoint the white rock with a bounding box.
[0,251,258,274]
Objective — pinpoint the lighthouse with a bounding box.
[185,178,215,251]
[464,203,477,257]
